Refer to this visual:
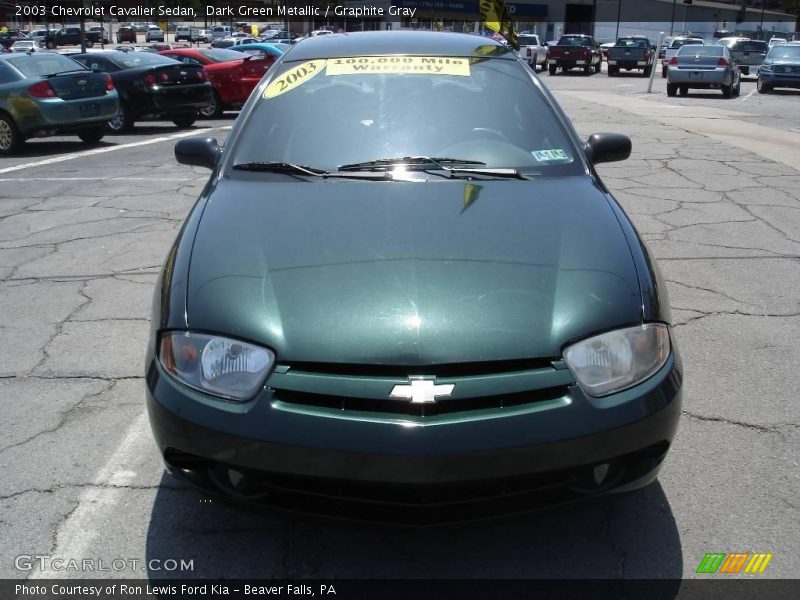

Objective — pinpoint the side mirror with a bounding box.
[586,133,631,164]
[175,136,221,169]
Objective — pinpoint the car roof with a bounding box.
[284,31,514,62]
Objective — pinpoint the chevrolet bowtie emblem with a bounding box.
[390,380,454,404]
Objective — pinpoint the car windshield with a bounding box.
[231,56,581,177]
[199,48,245,62]
[106,52,177,68]
[4,53,87,76]
[558,36,590,47]
[677,45,723,57]
[768,45,800,59]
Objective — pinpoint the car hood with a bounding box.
[186,177,643,365]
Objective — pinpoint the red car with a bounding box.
[158,47,274,118]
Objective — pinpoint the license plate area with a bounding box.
[79,103,99,117]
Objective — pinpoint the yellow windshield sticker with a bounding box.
[326,56,470,76]
[263,60,327,99]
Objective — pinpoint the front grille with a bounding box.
[774,65,800,74]
[280,357,560,378]
[274,386,569,417]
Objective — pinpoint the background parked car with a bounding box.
[757,43,800,93]
[661,37,703,77]
[547,34,602,75]
[10,39,43,52]
[70,50,212,132]
[607,35,655,77]
[54,27,101,48]
[158,47,272,118]
[0,29,28,51]
[666,44,740,98]
[88,26,110,45]
[175,26,191,42]
[189,29,213,43]
[116,26,137,44]
[230,42,289,60]
[211,26,232,40]
[517,33,547,72]
[0,52,119,154]
[724,39,768,76]
[29,29,56,49]
[145,26,165,43]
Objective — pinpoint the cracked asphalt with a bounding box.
[1,70,798,581]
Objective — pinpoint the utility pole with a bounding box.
[670,0,677,36]
[616,0,623,39]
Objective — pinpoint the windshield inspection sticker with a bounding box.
[263,60,327,99]
[532,149,570,162]
[326,56,471,76]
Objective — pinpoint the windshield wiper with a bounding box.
[338,156,530,180]
[339,156,486,171]
[232,162,390,180]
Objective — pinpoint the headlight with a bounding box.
[760,63,773,72]
[159,331,275,401]
[563,324,670,397]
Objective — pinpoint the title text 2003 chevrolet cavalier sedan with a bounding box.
[146,31,682,525]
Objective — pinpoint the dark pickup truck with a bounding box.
[607,36,655,76]
[547,34,602,75]
[53,27,102,48]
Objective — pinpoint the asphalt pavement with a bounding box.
[0,67,798,580]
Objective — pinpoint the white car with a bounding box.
[10,40,42,52]
[517,34,547,71]
[175,25,191,42]
[145,26,164,43]
[661,37,704,77]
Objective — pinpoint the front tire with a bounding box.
[0,112,23,155]
[85,40,93,48]
[757,78,771,94]
[172,115,196,128]
[78,127,105,144]
[46,40,56,49]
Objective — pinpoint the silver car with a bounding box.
[666,44,740,98]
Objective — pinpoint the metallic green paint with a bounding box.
[185,177,643,364]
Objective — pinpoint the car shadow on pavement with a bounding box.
[144,471,683,582]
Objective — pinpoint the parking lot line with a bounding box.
[29,412,152,579]
[0,127,230,175]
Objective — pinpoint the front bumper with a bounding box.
[146,350,682,523]
[759,70,800,88]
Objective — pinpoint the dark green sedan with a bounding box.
[146,31,682,525]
